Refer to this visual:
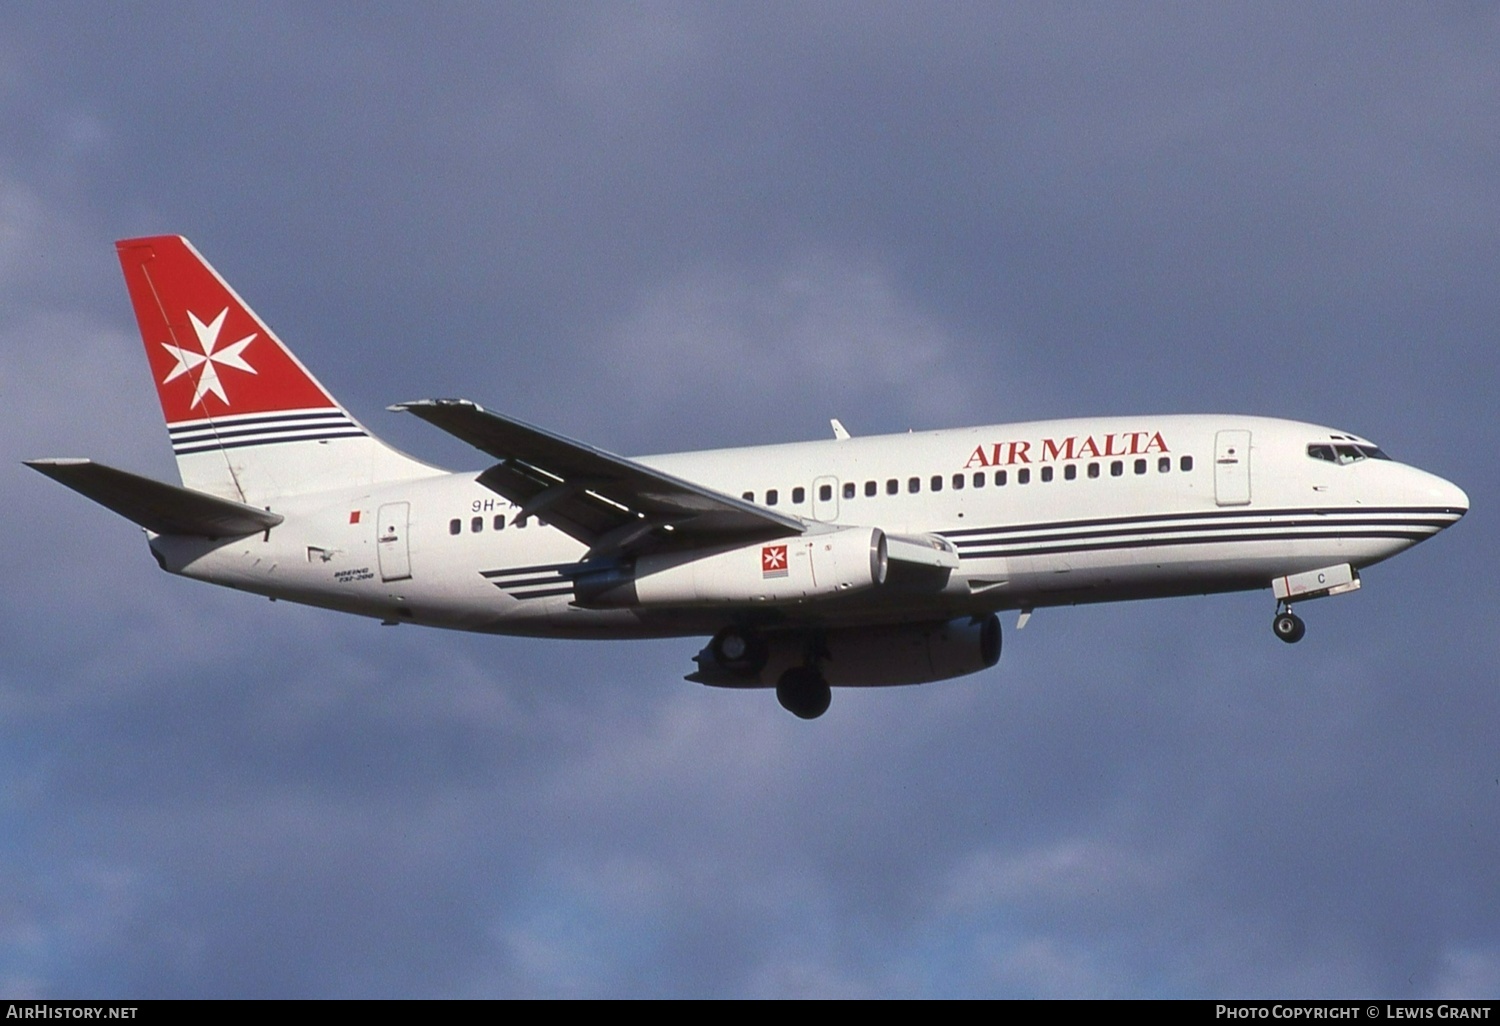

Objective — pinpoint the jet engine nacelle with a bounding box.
[691,614,1003,688]
[576,527,888,609]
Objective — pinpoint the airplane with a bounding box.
[26,236,1469,719]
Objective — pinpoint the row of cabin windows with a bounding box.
[450,514,545,535]
[743,455,1194,506]
[448,454,1201,532]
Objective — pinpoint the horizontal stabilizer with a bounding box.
[24,458,284,537]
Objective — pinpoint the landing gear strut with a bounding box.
[776,665,831,719]
[1272,603,1306,644]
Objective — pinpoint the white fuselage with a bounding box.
[149,414,1468,639]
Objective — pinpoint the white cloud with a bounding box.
[942,837,1172,911]
[599,252,989,447]
[555,3,707,120]
[980,936,1118,998]
[1430,946,1500,1000]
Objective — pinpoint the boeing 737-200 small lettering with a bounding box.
[27,237,1468,718]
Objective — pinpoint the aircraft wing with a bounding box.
[25,458,284,537]
[392,399,805,557]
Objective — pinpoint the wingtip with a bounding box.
[24,457,91,469]
[388,398,480,413]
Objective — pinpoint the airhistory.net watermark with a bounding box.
[5,1007,137,1019]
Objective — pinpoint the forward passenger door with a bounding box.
[1214,431,1251,506]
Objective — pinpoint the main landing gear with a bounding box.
[776,665,832,720]
[1272,604,1306,644]
[709,624,832,719]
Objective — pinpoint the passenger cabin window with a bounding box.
[1159,457,1171,473]
[743,491,754,501]
[908,477,920,494]
[766,489,779,506]
[931,475,943,492]
[792,486,805,504]
[886,479,899,495]
[1134,458,1147,475]
[1040,466,1053,482]
[1017,468,1031,484]
[471,517,483,533]
[995,469,1007,486]
[449,519,461,535]
[821,484,834,502]
[1088,462,1100,479]
[493,515,505,531]
[1064,464,1077,481]
[865,480,877,497]
[1111,460,1124,477]
[952,473,964,490]
[1180,455,1194,472]
[843,482,855,499]
[973,472,985,488]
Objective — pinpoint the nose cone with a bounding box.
[1413,467,1468,521]
[1434,474,1469,517]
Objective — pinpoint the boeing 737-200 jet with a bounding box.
[27,237,1469,718]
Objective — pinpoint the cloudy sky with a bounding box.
[3,2,1496,998]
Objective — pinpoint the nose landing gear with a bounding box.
[1272,604,1306,644]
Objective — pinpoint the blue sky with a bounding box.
[3,2,1496,997]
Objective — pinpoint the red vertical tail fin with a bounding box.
[117,236,438,502]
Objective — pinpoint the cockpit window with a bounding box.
[1309,442,1393,465]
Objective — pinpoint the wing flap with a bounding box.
[25,458,284,537]
[393,398,804,555]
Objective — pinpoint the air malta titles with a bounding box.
[964,430,1170,468]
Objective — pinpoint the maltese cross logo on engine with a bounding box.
[762,544,789,578]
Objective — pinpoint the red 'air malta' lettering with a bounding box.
[964,431,1169,468]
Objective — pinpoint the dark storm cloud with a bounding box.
[2,1,1497,998]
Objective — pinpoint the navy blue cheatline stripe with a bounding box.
[939,507,1461,562]
[490,574,574,589]
[502,586,575,601]
[168,409,355,435]
[480,560,616,580]
[173,422,363,445]
[958,528,1440,561]
[173,427,367,455]
[947,516,1456,551]
[480,561,595,603]
[168,413,359,443]
[168,410,366,455]
[940,505,1462,539]
[481,562,576,579]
